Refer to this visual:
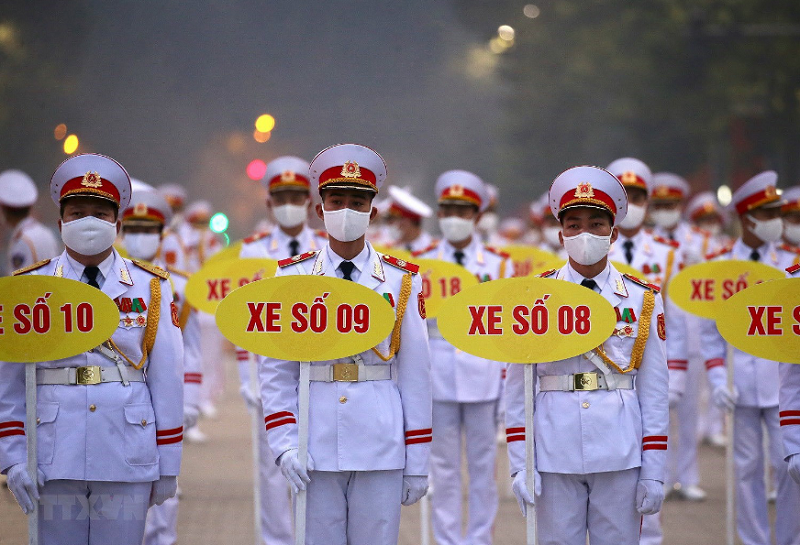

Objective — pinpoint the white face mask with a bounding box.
[562,232,611,266]
[439,216,475,243]
[699,223,722,237]
[650,209,682,229]
[783,221,800,246]
[477,212,498,233]
[272,203,308,229]
[618,203,646,230]
[61,216,118,256]
[123,233,161,261]
[323,208,371,242]
[747,215,783,243]
[543,226,561,248]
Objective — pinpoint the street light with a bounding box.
[255,114,275,133]
[63,134,79,154]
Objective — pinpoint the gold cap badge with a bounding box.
[574,182,594,199]
[341,161,361,179]
[82,171,103,188]
[280,170,296,182]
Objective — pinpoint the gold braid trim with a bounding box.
[661,249,675,296]
[371,273,413,362]
[178,301,192,330]
[592,289,655,374]
[109,277,161,370]
[499,259,507,279]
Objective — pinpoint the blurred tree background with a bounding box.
[454,0,800,205]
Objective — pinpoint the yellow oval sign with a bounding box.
[717,278,800,363]
[215,276,396,360]
[437,277,617,363]
[414,258,480,319]
[204,240,244,266]
[668,260,785,319]
[186,258,278,314]
[0,276,119,363]
[500,245,564,277]
[610,260,645,278]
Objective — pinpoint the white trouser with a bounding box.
[142,495,178,545]
[734,406,800,545]
[537,468,641,545]
[304,469,404,545]
[258,409,293,545]
[198,312,225,406]
[668,328,704,488]
[431,400,499,545]
[38,480,151,545]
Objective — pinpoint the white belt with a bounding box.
[539,372,634,392]
[308,363,392,382]
[36,366,145,386]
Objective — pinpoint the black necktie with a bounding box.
[581,279,598,292]
[668,231,675,241]
[339,261,355,281]
[84,266,100,289]
[750,249,760,262]
[623,240,634,265]
[454,251,465,266]
[289,239,300,257]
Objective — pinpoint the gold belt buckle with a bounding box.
[332,363,358,382]
[573,372,598,391]
[76,366,101,385]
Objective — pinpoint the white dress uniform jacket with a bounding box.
[6,216,60,273]
[414,236,510,402]
[0,250,185,482]
[505,262,669,478]
[258,242,432,475]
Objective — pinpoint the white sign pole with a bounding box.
[25,362,39,545]
[725,344,735,545]
[524,364,537,545]
[420,491,430,545]
[295,361,311,545]
[248,357,262,545]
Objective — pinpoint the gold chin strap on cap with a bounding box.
[108,277,161,370]
[592,289,655,374]
[372,273,413,362]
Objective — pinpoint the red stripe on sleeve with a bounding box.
[157,435,183,445]
[405,428,433,437]
[265,411,295,423]
[0,429,25,439]
[265,417,296,431]
[156,426,184,437]
[0,421,24,430]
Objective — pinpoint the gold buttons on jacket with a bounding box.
[339,396,347,404]
[36,418,41,424]
[141,419,147,427]
[582,402,590,409]
[89,404,97,412]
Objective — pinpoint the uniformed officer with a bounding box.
[237,155,327,545]
[701,171,800,545]
[384,185,435,253]
[506,165,669,545]
[413,170,510,545]
[777,186,800,269]
[0,153,184,545]
[155,183,189,271]
[780,263,800,486]
[258,143,432,545]
[118,188,202,545]
[0,169,60,274]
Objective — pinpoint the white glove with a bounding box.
[278,449,315,493]
[636,479,664,515]
[788,454,800,485]
[150,476,178,506]
[668,389,682,409]
[511,469,541,517]
[6,463,44,514]
[401,475,428,506]
[183,405,199,430]
[239,384,261,410]
[712,384,738,411]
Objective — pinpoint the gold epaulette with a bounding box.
[537,268,557,278]
[412,242,438,258]
[131,259,170,279]
[381,254,419,274]
[623,273,661,293]
[243,231,270,244]
[705,245,732,261]
[166,265,191,279]
[653,235,680,249]
[278,251,318,268]
[779,243,800,255]
[484,245,511,259]
[12,259,51,276]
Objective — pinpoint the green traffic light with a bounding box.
[209,212,229,233]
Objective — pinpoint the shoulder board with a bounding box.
[243,231,270,244]
[623,273,661,293]
[166,265,191,279]
[484,245,511,259]
[537,268,557,278]
[411,242,439,258]
[705,244,733,261]
[652,235,680,249]
[278,250,318,268]
[779,243,800,255]
[787,263,800,276]
[314,229,328,239]
[12,258,51,276]
[131,259,170,279]
[381,254,419,274]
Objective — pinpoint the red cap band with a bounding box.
[735,186,780,215]
[439,185,482,207]
[60,174,121,206]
